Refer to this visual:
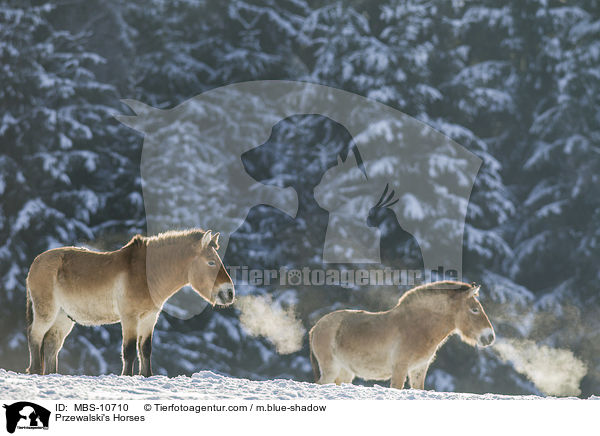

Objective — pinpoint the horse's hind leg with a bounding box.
[42,311,74,374]
[315,359,341,384]
[310,341,342,384]
[309,321,343,384]
[27,291,59,375]
[334,368,355,385]
[136,312,159,377]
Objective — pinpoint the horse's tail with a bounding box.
[308,329,321,383]
[25,280,34,373]
[26,283,32,334]
[310,348,321,383]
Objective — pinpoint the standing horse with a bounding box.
[26,229,234,376]
[309,280,494,390]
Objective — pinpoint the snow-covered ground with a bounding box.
[0,369,572,400]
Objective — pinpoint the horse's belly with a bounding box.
[347,359,393,381]
[353,366,392,381]
[54,278,123,326]
[343,350,433,381]
[338,347,393,381]
[60,301,120,326]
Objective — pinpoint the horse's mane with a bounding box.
[124,229,219,250]
[398,280,474,307]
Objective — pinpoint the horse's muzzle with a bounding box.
[215,284,235,306]
[478,328,495,347]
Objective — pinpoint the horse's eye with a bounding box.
[470,307,480,314]
[207,260,216,267]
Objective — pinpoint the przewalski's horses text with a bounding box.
[309,280,494,390]
[26,229,234,376]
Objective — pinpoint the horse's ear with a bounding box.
[211,232,220,246]
[201,231,212,249]
[469,285,481,297]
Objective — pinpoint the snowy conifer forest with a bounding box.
[1,0,599,398]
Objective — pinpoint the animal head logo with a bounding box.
[117,80,481,316]
[3,402,50,433]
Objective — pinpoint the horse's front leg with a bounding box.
[120,318,138,376]
[390,361,408,390]
[408,362,430,390]
[137,312,159,377]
